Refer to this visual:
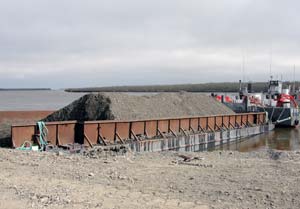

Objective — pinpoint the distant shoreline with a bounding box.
[64,82,264,93]
[0,88,51,91]
[65,81,299,93]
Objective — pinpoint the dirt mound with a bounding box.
[44,94,113,121]
[44,92,235,122]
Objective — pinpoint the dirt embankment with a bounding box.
[44,92,235,122]
[0,148,299,209]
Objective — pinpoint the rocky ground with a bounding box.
[0,147,300,209]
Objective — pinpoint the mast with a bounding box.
[269,49,272,78]
[242,51,245,83]
[293,65,296,93]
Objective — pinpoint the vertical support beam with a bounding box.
[206,117,209,131]
[241,115,243,127]
[253,114,257,125]
[144,121,147,136]
[129,122,132,139]
[227,116,230,128]
[156,120,159,136]
[179,119,181,132]
[113,122,117,143]
[221,115,224,128]
[214,116,217,130]
[97,123,100,143]
[189,118,191,131]
[235,115,237,127]
[55,124,59,146]
[10,126,13,147]
[198,117,200,131]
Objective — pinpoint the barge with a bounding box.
[11,112,272,152]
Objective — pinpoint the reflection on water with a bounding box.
[219,127,300,152]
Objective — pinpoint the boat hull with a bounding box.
[258,107,299,127]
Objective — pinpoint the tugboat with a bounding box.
[215,78,300,127]
[258,78,299,127]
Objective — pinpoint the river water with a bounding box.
[0,90,299,151]
[219,127,300,152]
[0,90,85,111]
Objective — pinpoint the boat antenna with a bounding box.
[242,49,246,83]
[293,65,296,93]
[269,49,272,79]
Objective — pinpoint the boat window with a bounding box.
[270,81,278,85]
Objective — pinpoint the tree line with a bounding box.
[65,82,300,93]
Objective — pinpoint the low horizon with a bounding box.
[2,80,300,91]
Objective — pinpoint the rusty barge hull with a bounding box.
[0,110,54,147]
[10,112,271,151]
[130,124,273,152]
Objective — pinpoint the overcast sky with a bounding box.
[0,0,299,88]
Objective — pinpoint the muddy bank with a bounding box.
[44,92,235,122]
[0,148,299,209]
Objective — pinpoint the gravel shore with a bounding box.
[0,148,299,209]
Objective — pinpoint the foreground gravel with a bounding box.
[0,148,300,209]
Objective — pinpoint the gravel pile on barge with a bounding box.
[44,92,235,122]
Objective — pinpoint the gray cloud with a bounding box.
[0,0,299,88]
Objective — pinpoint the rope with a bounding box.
[37,121,48,151]
[16,122,48,151]
[276,108,286,124]
[16,141,32,151]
